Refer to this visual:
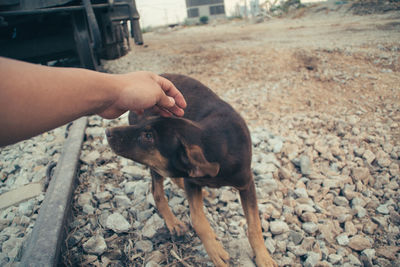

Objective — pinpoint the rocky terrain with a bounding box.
[0,126,66,265]
[1,1,399,266]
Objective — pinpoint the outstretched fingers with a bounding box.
[155,75,187,117]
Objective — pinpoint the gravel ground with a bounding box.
[64,2,399,266]
[64,2,399,267]
[1,1,399,267]
[0,126,67,265]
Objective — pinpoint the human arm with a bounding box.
[0,57,186,147]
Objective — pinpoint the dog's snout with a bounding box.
[105,128,112,138]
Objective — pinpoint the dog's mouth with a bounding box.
[105,128,112,138]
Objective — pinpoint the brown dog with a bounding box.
[106,74,276,267]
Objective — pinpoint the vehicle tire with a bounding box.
[72,12,99,70]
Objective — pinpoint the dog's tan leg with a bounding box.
[151,170,187,236]
[185,181,230,267]
[239,178,277,267]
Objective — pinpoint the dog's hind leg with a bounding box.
[171,177,185,190]
[151,170,188,236]
[185,181,230,267]
[239,177,277,267]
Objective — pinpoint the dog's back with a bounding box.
[129,74,252,186]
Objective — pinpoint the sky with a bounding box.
[136,0,325,28]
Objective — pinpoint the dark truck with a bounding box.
[0,0,143,70]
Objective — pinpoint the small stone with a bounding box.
[300,212,318,223]
[2,236,23,254]
[354,147,365,157]
[354,206,367,218]
[147,250,165,264]
[169,196,184,206]
[220,190,237,202]
[351,167,370,184]
[86,126,105,137]
[106,213,131,233]
[334,196,349,207]
[19,215,30,227]
[344,221,357,236]
[18,200,35,216]
[256,178,278,196]
[145,260,161,267]
[114,194,132,208]
[270,220,289,235]
[121,165,146,178]
[363,220,377,234]
[253,163,277,174]
[142,213,165,238]
[82,151,100,164]
[376,151,391,167]
[83,235,107,255]
[347,254,362,266]
[276,240,287,253]
[374,258,392,267]
[389,210,400,225]
[371,216,387,227]
[271,138,284,153]
[82,204,95,214]
[351,197,366,208]
[336,234,349,246]
[294,188,308,198]
[376,204,389,215]
[264,237,276,254]
[361,248,375,261]
[328,254,342,264]
[363,150,375,164]
[289,230,304,245]
[124,181,137,194]
[376,246,399,260]
[95,191,113,204]
[300,155,312,175]
[78,192,93,207]
[278,167,292,181]
[360,254,373,267]
[314,140,329,154]
[304,251,321,267]
[348,235,372,251]
[302,222,318,234]
[135,240,153,253]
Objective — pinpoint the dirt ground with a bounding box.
[103,2,400,135]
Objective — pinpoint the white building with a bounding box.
[186,0,226,24]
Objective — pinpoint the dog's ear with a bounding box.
[180,143,220,177]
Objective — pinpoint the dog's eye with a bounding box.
[139,131,154,145]
[145,132,153,139]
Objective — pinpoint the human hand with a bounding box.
[98,71,187,119]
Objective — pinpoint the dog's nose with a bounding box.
[105,128,112,138]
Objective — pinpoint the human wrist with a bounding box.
[91,71,126,118]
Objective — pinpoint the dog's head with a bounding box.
[106,117,219,178]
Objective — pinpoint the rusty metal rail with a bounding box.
[20,117,87,266]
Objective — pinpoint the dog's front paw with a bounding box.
[205,241,230,267]
[255,254,277,267]
[166,218,188,236]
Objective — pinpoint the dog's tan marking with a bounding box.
[151,171,188,236]
[135,148,172,177]
[185,182,230,267]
